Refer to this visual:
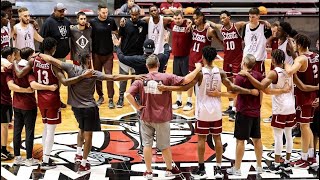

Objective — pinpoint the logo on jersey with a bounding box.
[221,31,239,40]
[58,25,67,37]
[76,35,89,49]
[192,32,206,43]
[24,31,32,41]
[172,25,186,33]
[1,27,10,47]
[143,80,162,94]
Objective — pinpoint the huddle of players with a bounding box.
[0,2,319,178]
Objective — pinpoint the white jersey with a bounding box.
[195,66,222,121]
[243,23,267,61]
[278,39,293,65]
[13,23,35,50]
[271,67,295,115]
[148,15,165,54]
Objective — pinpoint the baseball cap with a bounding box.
[143,39,155,54]
[55,3,67,11]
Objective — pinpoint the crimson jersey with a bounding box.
[1,27,10,49]
[31,56,60,109]
[1,70,12,105]
[220,23,243,63]
[295,52,319,106]
[189,27,212,71]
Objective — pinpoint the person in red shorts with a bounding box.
[13,37,93,170]
[285,34,319,169]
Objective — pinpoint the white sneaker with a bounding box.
[227,167,241,176]
[263,116,272,123]
[13,156,25,165]
[256,166,264,174]
[182,102,193,111]
[172,101,182,110]
[25,158,40,166]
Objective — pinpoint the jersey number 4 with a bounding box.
[37,70,49,85]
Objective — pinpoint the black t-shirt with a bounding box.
[119,19,148,56]
[90,17,117,55]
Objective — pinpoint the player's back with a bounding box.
[296,52,319,105]
[32,56,60,109]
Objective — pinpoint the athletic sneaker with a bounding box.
[214,166,223,178]
[165,165,181,177]
[79,162,90,172]
[308,157,318,167]
[263,115,272,123]
[281,163,292,173]
[25,158,40,166]
[155,148,162,155]
[40,159,57,170]
[1,151,14,160]
[293,159,310,169]
[74,154,83,162]
[172,101,183,110]
[183,102,193,111]
[13,156,25,165]
[228,111,236,122]
[227,167,241,176]
[116,96,124,108]
[223,106,232,115]
[256,166,264,173]
[191,168,207,179]
[268,163,282,173]
[143,171,153,179]
[108,98,115,109]
[96,96,104,106]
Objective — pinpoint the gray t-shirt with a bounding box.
[118,4,141,15]
[70,25,92,62]
[61,62,104,108]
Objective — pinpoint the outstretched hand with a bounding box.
[112,34,121,47]
[82,69,96,78]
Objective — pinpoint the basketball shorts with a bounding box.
[223,56,242,79]
[72,106,101,131]
[271,114,296,129]
[173,56,189,77]
[1,104,13,123]
[140,120,170,151]
[296,105,315,124]
[234,112,261,140]
[195,119,222,135]
[40,108,61,124]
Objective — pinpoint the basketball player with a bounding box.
[243,7,272,77]
[1,47,15,161]
[13,37,93,169]
[169,10,192,110]
[12,7,43,50]
[184,8,221,111]
[239,49,318,172]
[8,48,56,166]
[36,52,142,172]
[1,11,10,49]
[285,34,319,169]
[70,11,92,66]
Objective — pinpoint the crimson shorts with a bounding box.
[296,105,315,124]
[194,119,222,135]
[271,114,296,129]
[252,61,265,77]
[40,108,61,124]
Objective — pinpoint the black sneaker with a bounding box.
[268,163,282,173]
[172,101,182,110]
[1,151,14,161]
[40,161,57,170]
[108,98,115,109]
[183,102,193,111]
[96,96,104,106]
[191,167,207,179]
[116,96,124,108]
[222,106,232,115]
[228,111,236,121]
[214,166,223,178]
[281,163,292,172]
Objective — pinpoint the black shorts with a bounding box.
[72,106,101,131]
[234,112,261,140]
[1,104,13,123]
[173,56,189,77]
[311,110,319,136]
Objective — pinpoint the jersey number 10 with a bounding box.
[226,41,235,50]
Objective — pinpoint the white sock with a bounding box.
[273,128,284,156]
[308,148,315,158]
[81,159,87,166]
[43,124,57,163]
[216,163,221,167]
[177,94,182,102]
[274,162,280,166]
[302,153,308,160]
[229,101,234,107]
[232,106,236,111]
[284,127,293,154]
[187,97,192,103]
[77,147,82,155]
[42,124,48,152]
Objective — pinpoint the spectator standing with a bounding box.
[160,0,182,15]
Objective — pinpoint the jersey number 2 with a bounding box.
[37,70,49,85]
[313,64,318,79]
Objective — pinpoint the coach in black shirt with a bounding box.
[116,7,148,108]
[89,4,118,108]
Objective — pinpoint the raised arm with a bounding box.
[157,72,202,92]
[208,21,223,30]
[13,60,33,78]
[181,63,202,85]
[37,53,63,69]
[53,66,93,86]
[221,70,259,96]
[285,55,304,76]
[293,73,319,92]
[101,74,141,81]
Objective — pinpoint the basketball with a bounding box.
[184,7,195,15]
[32,143,43,160]
[258,6,268,15]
